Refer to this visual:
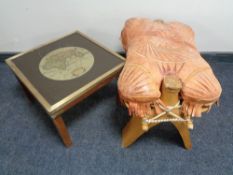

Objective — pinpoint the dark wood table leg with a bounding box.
[15,76,35,102]
[52,116,73,147]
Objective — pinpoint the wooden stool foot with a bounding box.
[122,116,159,147]
[122,116,145,148]
[172,122,192,149]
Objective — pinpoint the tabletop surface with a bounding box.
[6,31,125,114]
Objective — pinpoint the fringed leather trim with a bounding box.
[119,92,220,118]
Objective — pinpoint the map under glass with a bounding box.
[39,47,94,81]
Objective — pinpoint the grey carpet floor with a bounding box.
[0,54,232,175]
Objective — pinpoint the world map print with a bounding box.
[39,47,94,81]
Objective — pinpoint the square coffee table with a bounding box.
[6,31,125,147]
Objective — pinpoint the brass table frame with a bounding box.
[6,31,125,147]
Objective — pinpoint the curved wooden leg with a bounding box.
[122,116,159,147]
[52,116,73,147]
[122,116,144,148]
[172,122,192,150]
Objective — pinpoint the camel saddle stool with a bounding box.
[118,18,222,149]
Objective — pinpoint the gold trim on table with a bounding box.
[6,31,125,118]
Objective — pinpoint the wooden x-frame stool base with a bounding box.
[122,75,192,150]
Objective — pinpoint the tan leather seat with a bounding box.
[118,18,222,118]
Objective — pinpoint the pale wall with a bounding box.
[0,0,232,52]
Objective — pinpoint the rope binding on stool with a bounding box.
[143,101,191,124]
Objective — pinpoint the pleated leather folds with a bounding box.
[118,18,222,118]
